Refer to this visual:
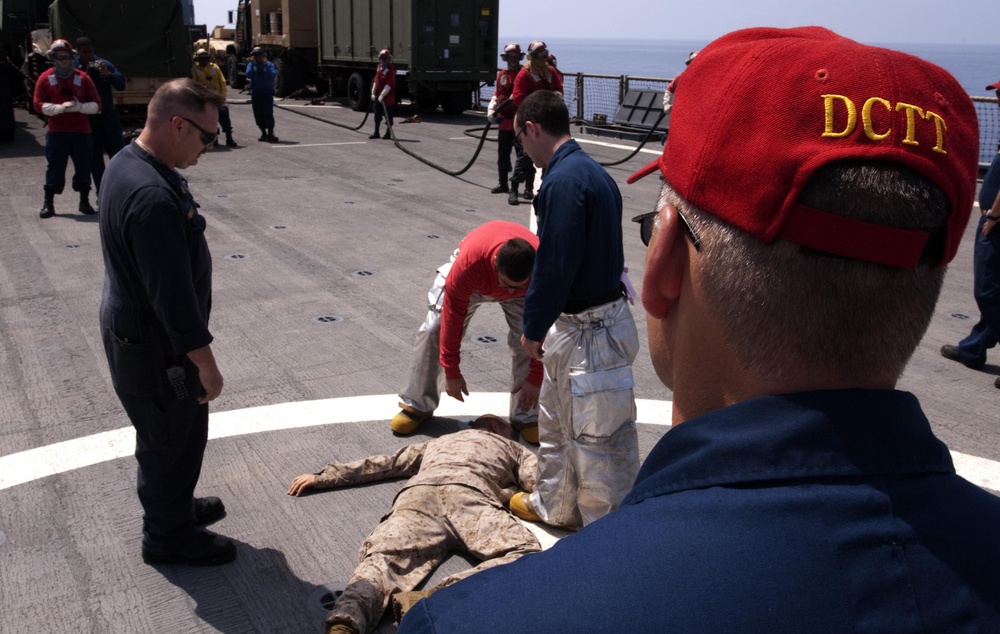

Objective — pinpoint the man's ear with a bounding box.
[641,204,688,319]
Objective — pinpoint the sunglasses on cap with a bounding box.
[631,207,702,251]
[177,116,219,146]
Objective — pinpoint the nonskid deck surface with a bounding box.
[1,99,997,632]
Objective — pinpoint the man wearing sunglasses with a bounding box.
[399,28,1000,633]
[98,79,233,567]
[32,39,101,218]
[506,90,639,532]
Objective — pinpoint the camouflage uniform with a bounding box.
[317,429,540,634]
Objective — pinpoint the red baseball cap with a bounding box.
[986,80,1000,90]
[628,26,979,268]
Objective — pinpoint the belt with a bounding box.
[564,287,624,315]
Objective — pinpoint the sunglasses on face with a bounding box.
[631,208,702,251]
[178,116,219,145]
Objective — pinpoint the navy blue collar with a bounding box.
[626,389,954,506]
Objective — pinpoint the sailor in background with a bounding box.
[192,48,237,147]
[370,48,396,140]
[74,36,125,194]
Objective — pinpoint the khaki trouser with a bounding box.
[325,484,541,633]
[529,298,640,529]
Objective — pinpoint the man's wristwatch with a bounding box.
[987,215,1000,221]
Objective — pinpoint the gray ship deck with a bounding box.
[1,97,998,633]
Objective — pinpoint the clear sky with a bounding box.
[193,0,996,46]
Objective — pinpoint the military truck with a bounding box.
[0,0,50,132]
[224,0,499,113]
[47,0,193,108]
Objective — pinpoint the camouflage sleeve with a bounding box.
[512,443,538,493]
[313,441,427,488]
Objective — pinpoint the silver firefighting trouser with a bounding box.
[399,252,538,426]
[325,484,541,633]
[529,297,640,530]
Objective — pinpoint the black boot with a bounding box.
[491,179,509,194]
[382,128,392,140]
[39,191,55,219]
[225,132,237,147]
[369,126,380,140]
[523,177,535,200]
[78,190,96,215]
[258,128,267,142]
[508,183,520,206]
[266,128,278,143]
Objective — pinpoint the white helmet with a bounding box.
[527,40,547,59]
[48,39,76,60]
[501,43,524,61]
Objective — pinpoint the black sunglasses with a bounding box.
[631,208,702,251]
[177,116,219,146]
[515,122,529,142]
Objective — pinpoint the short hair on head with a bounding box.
[662,159,948,384]
[495,237,535,282]
[515,90,569,137]
[74,36,92,49]
[147,78,226,124]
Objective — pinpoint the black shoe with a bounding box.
[490,183,509,194]
[522,189,534,201]
[194,496,226,526]
[78,196,96,215]
[142,529,237,566]
[940,344,985,370]
[382,130,392,140]
[258,133,267,142]
[266,134,279,143]
[369,129,380,139]
[225,134,238,148]
[39,196,55,219]
[508,188,520,206]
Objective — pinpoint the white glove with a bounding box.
[379,85,390,102]
[79,101,99,115]
[62,99,81,113]
[370,91,376,101]
[487,95,498,123]
[40,102,67,116]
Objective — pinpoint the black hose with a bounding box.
[274,95,372,131]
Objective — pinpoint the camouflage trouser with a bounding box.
[325,484,541,633]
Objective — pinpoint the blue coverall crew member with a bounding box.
[74,36,125,195]
[509,90,639,531]
[370,48,396,140]
[246,47,277,142]
[99,79,235,567]
[33,39,101,218]
[941,81,1000,389]
[486,43,525,195]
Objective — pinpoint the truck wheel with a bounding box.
[347,72,370,111]
[441,92,471,115]
[274,58,288,97]
[228,55,246,90]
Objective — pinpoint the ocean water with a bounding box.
[500,36,1000,161]
[502,36,1000,97]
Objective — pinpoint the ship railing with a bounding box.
[480,74,1000,169]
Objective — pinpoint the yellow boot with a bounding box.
[509,492,541,522]
[390,407,431,434]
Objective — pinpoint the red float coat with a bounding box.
[511,64,564,108]
[33,68,100,133]
[492,66,521,131]
[372,63,397,107]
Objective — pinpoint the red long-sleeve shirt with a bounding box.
[440,221,542,387]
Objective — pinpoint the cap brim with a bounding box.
[627,157,661,184]
[987,82,1000,90]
